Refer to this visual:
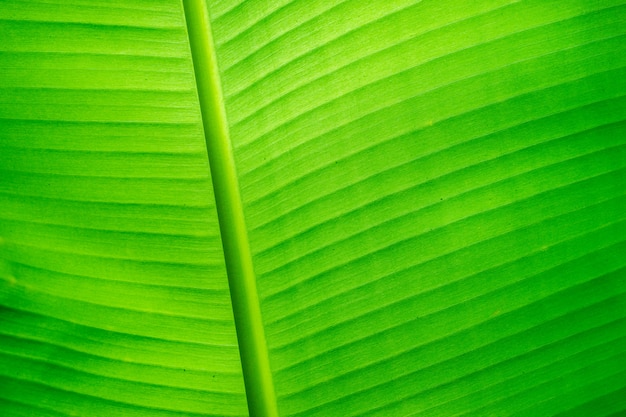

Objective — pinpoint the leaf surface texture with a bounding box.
[1,1,626,416]
[0,1,248,416]
[208,0,626,416]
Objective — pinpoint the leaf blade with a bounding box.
[208,0,626,415]
[0,1,248,415]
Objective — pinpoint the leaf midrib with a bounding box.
[181,1,278,416]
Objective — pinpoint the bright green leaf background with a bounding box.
[1,1,625,416]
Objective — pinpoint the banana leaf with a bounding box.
[1,1,625,416]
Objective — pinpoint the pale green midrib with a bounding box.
[181,1,279,417]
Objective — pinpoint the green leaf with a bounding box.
[0,1,247,416]
[1,1,626,416]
